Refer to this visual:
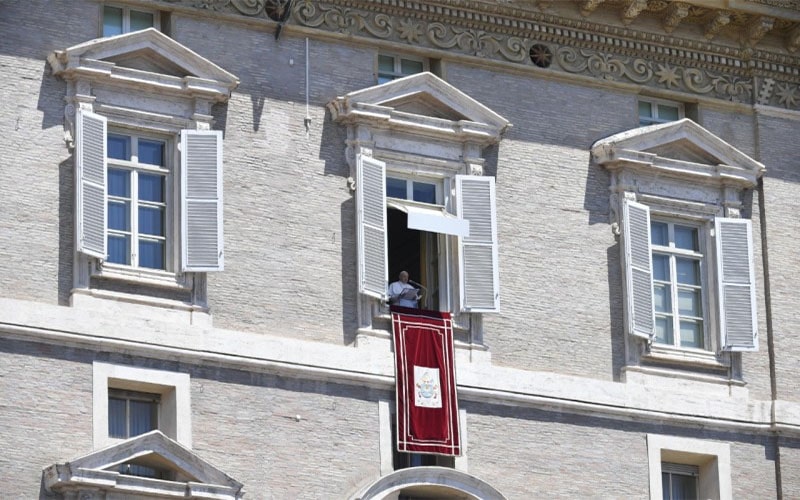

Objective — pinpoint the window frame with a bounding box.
[638,97,684,126]
[649,216,710,351]
[101,3,160,37]
[647,434,731,500]
[108,388,161,439]
[93,362,191,449]
[377,53,428,84]
[105,129,174,273]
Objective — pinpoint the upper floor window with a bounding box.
[639,98,682,126]
[378,54,426,83]
[651,219,705,349]
[103,5,159,36]
[106,132,170,271]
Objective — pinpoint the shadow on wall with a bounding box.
[57,158,74,306]
[37,63,66,131]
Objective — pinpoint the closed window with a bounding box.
[106,132,170,270]
[639,98,683,126]
[75,110,225,282]
[103,5,159,37]
[377,54,426,83]
[108,389,160,439]
[661,462,699,500]
[651,220,705,349]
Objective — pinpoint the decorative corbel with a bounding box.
[621,0,648,26]
[787,25,800,53]
[743,16,775,48]
[580,0,605,17]
[663,2,689,34]
[705,11,731,40]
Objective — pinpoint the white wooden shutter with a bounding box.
[456,175,499,313]
[622,199,655,339]
[356,154,388,300]
[716,218,758,351]
[181,130,224,272]
[75,109,107,259]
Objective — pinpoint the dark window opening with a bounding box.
[387,209,440,310]
[108,389,160,439]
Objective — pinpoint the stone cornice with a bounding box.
[147,0,800,111]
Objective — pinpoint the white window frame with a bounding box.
[105,129,174,273]
[101,3,160,37]
[377,53,428,83]
[93,362,191,449]
[647,434,731,500]
[650,216,709,351]
[638,97,684,126]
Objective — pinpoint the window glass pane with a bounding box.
[412,182,436,204]
[658,104,680,122]
[652,254,670,281]
[139,240,165,270]
[139,174,165,203]
[139,207,164,236]
[638,101,653,119]
[662,472,671,500]
[129,10,154,31]
[669,473,697,500]
[378,55,395,73]
[138,139,165,166]
[108,397,127,438]
[103,6,124,36]
[653,283,671,313]
[108,168,131,197]
[107,134,131,161]
[655,316,673,345]
[651,221,668,246]
[676,258,700,285]
[386,177,407,199]
[680,321,703,349]
[674,225,699,251]
[129,400,156,437]
[400,59,424,75]
[108,200,130,231]
[678,288,701,316]
[107,234,130,265]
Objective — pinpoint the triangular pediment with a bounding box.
[591,118,764,186]
[48,29,238,99]
[43,431,243,498]
[329,72,509,142]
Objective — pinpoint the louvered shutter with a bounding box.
[622,199,655,339]
[75,109,107,259]
[716,218,758,351]
[457,175,499,313]
[181,130,223,272]
[356,154,388,300]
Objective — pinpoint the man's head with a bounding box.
[399,271,409,283]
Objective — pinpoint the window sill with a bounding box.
[643,344,729,369]
[93,262,192,291]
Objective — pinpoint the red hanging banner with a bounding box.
[391,306,461,456]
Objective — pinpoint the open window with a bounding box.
[331,72,508,340]
[593,119,764,375]
[49,28,238,309]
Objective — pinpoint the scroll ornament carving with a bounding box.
[556,47,753,102]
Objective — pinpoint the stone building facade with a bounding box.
[1,0,800,498]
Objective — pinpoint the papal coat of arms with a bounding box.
[414,366,442,408]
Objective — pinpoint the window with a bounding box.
[108,389,160,439]
[647,434,731,500]
[661,462,699,500]
[639,98,683,126]
[651,219,706,349]
[93,362,191,448]
[75,110,224,285]
[102,4,159,36]
[106,132,170,271]
[378,54,426,83]
[357,155,498,314]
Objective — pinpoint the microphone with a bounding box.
[408,279,425,289]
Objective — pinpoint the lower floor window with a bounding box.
[108,389,160,439]
[661,462,699,500]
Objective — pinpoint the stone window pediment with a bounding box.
[592,118,765,188]
[48,28,239,101]
[43,430,243,499]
